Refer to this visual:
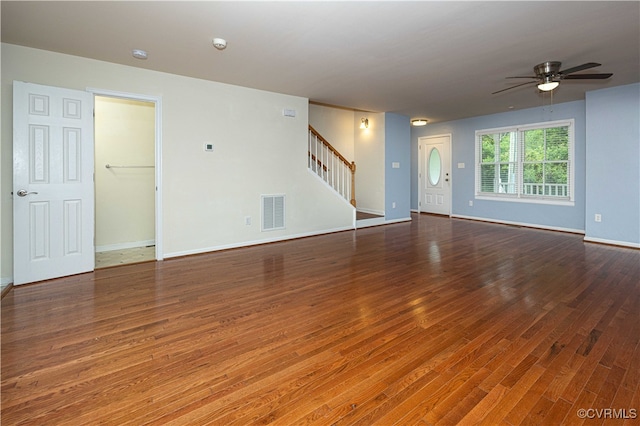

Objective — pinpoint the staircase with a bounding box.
[308,125,356,207]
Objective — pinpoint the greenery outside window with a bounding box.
[476,120,574,205]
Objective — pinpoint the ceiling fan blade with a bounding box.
[559,62,601,75]
[506,76,537,79]
[563,73,613,80]
[492,80,538,95]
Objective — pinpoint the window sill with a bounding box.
[475,194,575,207]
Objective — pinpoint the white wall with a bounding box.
[1,44,354,282]
[0,44,5,287]
[95,96,155,251]
[355,113,385,215]
[308,104,355,160]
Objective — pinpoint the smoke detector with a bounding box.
[132,49,148,60]
[212,38,227,50]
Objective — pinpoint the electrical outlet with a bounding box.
[594,214,602,223]
[245,216,251,226]
[392,202,396,208]
[469,200,473,206]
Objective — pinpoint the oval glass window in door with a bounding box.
[428,147,441,186]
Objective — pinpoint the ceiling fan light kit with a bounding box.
[537,78,559,92]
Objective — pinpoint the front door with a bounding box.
[13,81,95,285]
[419,135,451,215]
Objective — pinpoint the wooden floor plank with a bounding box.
[2,213,639,425]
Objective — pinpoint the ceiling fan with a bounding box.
[492,61,613,94]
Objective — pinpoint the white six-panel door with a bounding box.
[419,135,451,216]
[13,81,95,285]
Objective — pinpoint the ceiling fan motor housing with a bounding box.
[534,61,562,79]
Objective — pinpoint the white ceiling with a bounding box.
[2,1,639,123]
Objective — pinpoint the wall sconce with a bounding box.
[360,118,369,129]
[411,119,428,126]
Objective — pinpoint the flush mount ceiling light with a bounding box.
[411,119,428,126]
[360,118,369,129]
[132,49,148,60]
[212,38,227,50]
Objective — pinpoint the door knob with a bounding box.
[16,189,38,197]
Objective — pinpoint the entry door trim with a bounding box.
[418,134,452,216]
[88,88,163,261]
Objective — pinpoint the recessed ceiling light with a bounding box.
[212,38,227,50]
[132,49,148,60]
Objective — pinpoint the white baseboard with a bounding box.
[385,217,412,224]
[357,207,385,216]
[356,216,411,229]
[164,226,355,259]
[356,217,386,228]
[451,214,585,235]
[96,239,156,253]
[1,276,13,287]
[583,236,640,249]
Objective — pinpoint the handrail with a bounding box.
[308,125,356,207]
[309,126,354,171]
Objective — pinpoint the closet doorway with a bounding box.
[94,95,157,268]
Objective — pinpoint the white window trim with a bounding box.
[475,119,575,206]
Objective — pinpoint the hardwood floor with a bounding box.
[95,246,156,269]
[356,211,384,220]
[2,213,639,425]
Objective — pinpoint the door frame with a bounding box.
[88,88,163,261]
[418,134,452,216]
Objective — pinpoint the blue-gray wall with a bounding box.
[585,83,640,246]
[408,85,640,247]
[411,101,587,232]
[385,112,411,221]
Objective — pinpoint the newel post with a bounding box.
[350,161,356,207]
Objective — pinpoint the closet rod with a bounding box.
[105,164,154,169]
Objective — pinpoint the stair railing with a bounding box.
[308,125,356,207]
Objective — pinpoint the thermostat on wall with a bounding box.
[204,143,214,152]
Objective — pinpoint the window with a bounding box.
[476,120,574,205]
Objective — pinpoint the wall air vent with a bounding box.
[261,194,285,231]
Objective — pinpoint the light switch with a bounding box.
[392,162,400,169]
[457,162,465,168]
